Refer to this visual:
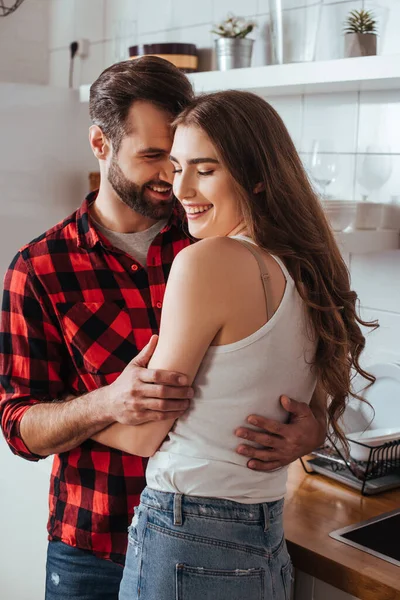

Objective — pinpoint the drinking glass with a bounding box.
[357,145,393,201]
[309,140,339,199]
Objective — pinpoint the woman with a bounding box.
[94,90,375,600]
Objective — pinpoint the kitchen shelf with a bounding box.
[335,229,399,255]
[80,55,400,101]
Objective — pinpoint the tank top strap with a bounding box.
[230,236,274,321]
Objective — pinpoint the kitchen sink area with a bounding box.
[330,509,400,568]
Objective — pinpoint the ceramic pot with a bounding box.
[345,33,377,58]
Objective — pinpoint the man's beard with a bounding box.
[108,155,175,220]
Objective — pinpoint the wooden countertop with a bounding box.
[284,460,400,600]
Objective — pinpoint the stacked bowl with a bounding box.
[321,200,357,232]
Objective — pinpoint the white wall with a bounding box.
[0,83,97,600]
[0,83,97,276]
[0,0,49,84]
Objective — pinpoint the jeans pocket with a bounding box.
[176,564,265,600]
[281,558,293,600]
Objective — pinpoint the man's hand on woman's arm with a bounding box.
[235,384,327,471]
[22,337,192,457]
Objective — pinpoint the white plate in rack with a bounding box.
[340,362,400,435]
[346,427,400,461]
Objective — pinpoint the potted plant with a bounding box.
[212,14,257,71]
[344,9,377,58]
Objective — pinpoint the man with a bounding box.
[0,57,326,600]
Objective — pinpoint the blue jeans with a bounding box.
[119,487,293,600]
[45,541,123,600]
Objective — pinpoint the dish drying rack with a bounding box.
[301,436,400,496]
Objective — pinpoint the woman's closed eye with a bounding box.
[171,168,214,176]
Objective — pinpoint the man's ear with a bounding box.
[253,182,265,194]
[89,125,111,160]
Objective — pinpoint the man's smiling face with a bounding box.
[107,100,176,220]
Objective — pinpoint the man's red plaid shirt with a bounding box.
[0,195,190,564]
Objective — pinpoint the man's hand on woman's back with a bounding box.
[235,393,327,471]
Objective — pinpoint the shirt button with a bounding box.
[156,301,162,309]
[131,264,138,271]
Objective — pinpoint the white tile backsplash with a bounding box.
[74,0,105,43]
[213,0,258,22]
[359,306,400,365]
[358,90,400,154]
[266,95,303,148]
[301,92,359,154]
[103,38,131,67]
[351,251,400,313]
[281,0,322,8]
[168,24,213,47]
[172,0,213,29]
[137,0,174,34]
[49,0,75,50]
[76,42,106,87]
[104,0,138,41]
[49,48,71,88]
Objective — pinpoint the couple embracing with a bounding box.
[0,56,374,600]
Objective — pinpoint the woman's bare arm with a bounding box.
[92,239,229,456]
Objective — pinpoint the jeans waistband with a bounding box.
[140,487,284,530]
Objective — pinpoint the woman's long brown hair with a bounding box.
[174,90,377,449]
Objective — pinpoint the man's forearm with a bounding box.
[20,388,113,456]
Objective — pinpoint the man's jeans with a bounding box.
[45,541,123,600]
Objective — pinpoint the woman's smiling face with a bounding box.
[170,125,243,239]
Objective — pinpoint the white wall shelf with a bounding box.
[335,229,399,255]
[80,55,400,101]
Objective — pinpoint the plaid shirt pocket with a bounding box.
[57,302,136,381]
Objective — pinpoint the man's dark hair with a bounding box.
[89,56,194,152]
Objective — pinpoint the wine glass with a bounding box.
[357,145,393,202]
[309,140,339,199]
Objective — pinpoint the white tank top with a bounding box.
[146,236,318,503]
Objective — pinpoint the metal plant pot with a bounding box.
[345,33,377,58]
[215,37,254,71]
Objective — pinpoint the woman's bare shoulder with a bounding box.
[174,236,249,267]
[169,237,247,297]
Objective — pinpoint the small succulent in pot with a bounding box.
[344,9,378,58]
[212,14,257,71]
[211,14,257,39]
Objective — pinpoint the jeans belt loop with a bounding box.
[262,503,270,532]
[173,493,183,526]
